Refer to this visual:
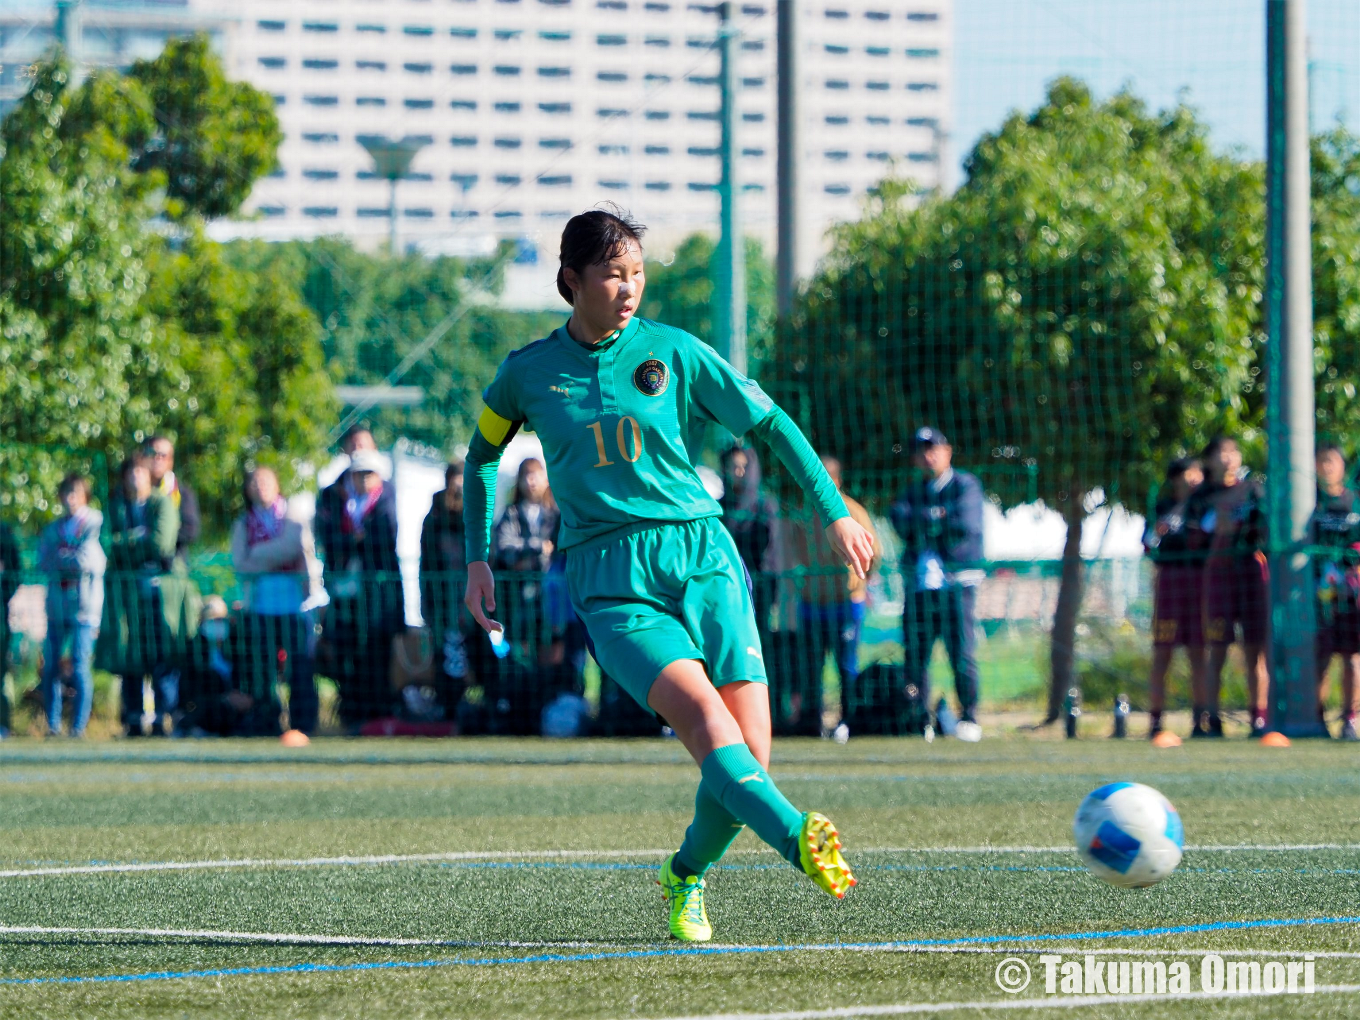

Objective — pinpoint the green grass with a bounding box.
[2,736,1359,1018]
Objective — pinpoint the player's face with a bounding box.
[1318,450,1347,490]
[573,241,645,332]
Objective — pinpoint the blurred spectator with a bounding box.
[0,520,20,738]
[1185,436,1269,737]
[36,474,105,737]
[178,596,260,736]
[1142,457,1206,740]
[1312,443,1360,740]
[230,466,319,734]
[493,458,558,573]
[316,427,379,543]
[146,435,200,558]
[719,444,780,658]
[315,447,403,725]
[789,456,880,737]
[104,452,180,735]
[420,461,481,713]
[891,427,985,743]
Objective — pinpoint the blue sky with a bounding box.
[953,0,1360,182]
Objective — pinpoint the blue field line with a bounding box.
[6,915,1360,988]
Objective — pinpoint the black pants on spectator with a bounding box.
[323,590,403,726]
[240,612,317,734]
[0,619,10,734]
[903,586,980,721]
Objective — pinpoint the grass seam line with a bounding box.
[5,915,1360,987]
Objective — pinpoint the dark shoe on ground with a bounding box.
[1341,719,1359,742]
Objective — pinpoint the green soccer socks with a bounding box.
[674,780,745,877]
[697,742,804,867]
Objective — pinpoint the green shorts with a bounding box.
[565,516,767,713]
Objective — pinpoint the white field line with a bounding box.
[638,984,1360,1020]
[6,927,1360,960]
[1,841,1354,881]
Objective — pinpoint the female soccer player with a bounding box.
[463,209,876,942]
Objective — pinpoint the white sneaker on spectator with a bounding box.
[832,722,850,745]
[955,720,982,743]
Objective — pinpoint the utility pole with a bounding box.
[55,0,83,86]
[715,2,747,373]
[1265,0,1324,736]
[775,0,798,318]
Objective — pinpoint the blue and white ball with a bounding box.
[1074,782,1184,888]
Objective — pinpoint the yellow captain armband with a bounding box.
[477,406,517,446]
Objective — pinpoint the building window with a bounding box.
[357,96,386,107]
[494,137,523,149]
[742,147,765,157]
[357,60,387,70]
[451,173,478,188]
[403,26,435,36]
[907,116,938,127]
[539,138,572,149]
[907,11,939,21]
[867,114,890,125]
[452,100,477,110]
[452,209,480,218]
[906,81,938,91]
[539,30,572,40]
[646,110,671,120]
[646,36,670,47]
[688,146,718,157]
[258,205,286,217]
[645,181,671,191]
[742,111,765,122]
[824,184,851,195]
[258,57,286,69]
[539,102,573,114]
[496,102,522,113]
[742,77,765,88]
[267,167,286,178]
[358,208,391,218]
[494,66,522,76]
[405,62,433,73]
[494,210,523,219]
[824,44,849,55]
[496,29,524,40]
[824,9,849,19]
[303,132,340,143]
[865,9,890,19]
[742,39,764,51]
[599,144,629,155]
[866,151,890,161]
[538,175,573,186]
[451,27,478,38]
[303,207,339,217]
[303,22,339,32]
[688,75,718,86]
[356,171,378,180]
[451,65,478,75]
[645,73,672,83]
[598,0,627,8]
[405,99,435,109]
[451,136,478,146]
[645,144,670,155]
[538,67,571,78]
[825,114,849,125]
[742,4,767,14]
[272,95,286,105]
[404,173,433,183]
[907,48,941,58]
[598,108,629,118]
[866,81,889,91]
[742,182,766,192]
[356,24,386,33]
[687,110,719,121]
[908,151,937,162]
[405,208,435,219]
[825,80,849,90]
[646,1,671,9]
[257,20,285,30]
[824,150,849,161]
[597,34,627,45]
[687,36,715,49]
[496,174,522,185]
[687,182,717,192]
[304,95,339,106]
[866,46,889,56]
[599,179,630,190]
[304,59,339,70]
[599,72,628,82]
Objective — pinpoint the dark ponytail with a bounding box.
[556,206,646,304]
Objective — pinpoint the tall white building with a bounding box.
[218,0,951,276]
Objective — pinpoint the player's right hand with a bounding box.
[464,560,504,635]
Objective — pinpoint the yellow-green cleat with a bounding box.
[658,854,712,942]
[798,812,857,899]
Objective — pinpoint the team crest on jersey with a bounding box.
[633,359,669,396]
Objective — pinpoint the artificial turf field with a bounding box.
[1,736,1359,1018]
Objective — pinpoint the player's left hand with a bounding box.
[826,517,875,580]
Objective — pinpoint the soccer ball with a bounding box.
[1073,782,1184,888]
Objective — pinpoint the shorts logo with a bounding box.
[633,359,669,396]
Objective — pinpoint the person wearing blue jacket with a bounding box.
[891,428,986,742]
[37,474,106,737]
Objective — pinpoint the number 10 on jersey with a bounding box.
[588,417,643,467]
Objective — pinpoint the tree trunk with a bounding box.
[1045,500,1086,723]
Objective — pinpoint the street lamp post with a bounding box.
[360,135,429,256]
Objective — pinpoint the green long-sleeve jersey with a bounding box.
[463,316,848,562]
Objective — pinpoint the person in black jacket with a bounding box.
[315,447,403,725]
[1312,443,1360,740]
[0,521,21,738]
[1143,457,1205,739]
[890,427,985,742]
